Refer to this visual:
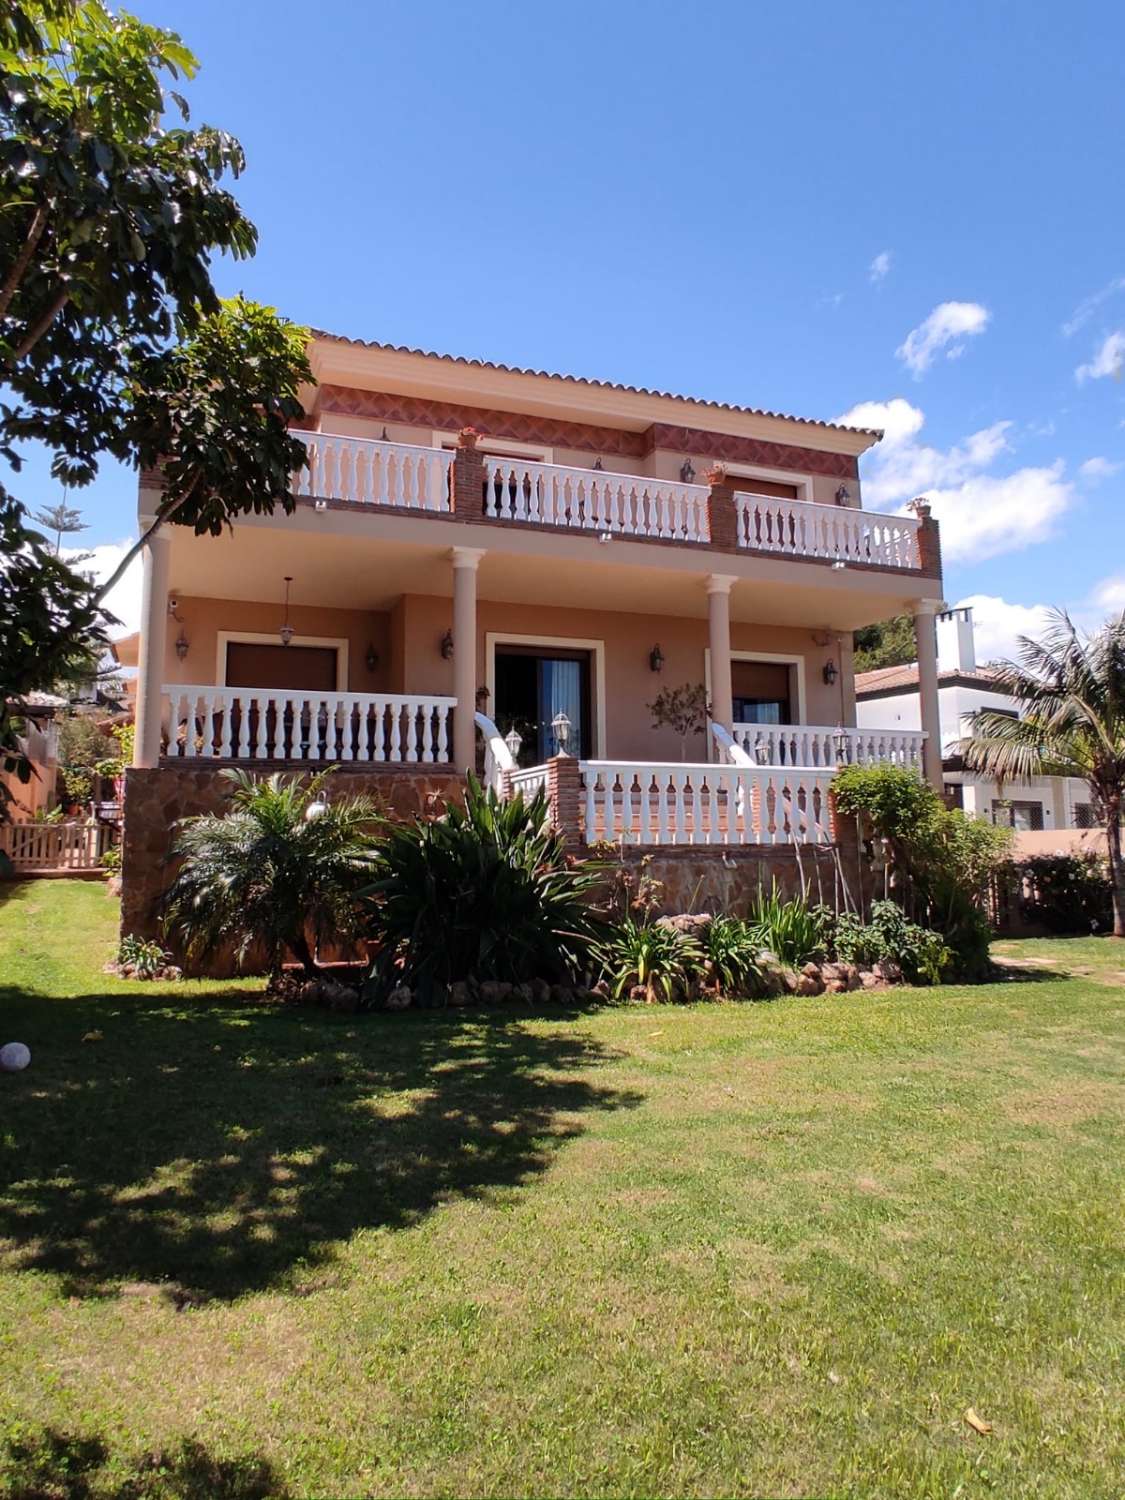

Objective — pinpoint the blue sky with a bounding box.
[17,0,1125,655]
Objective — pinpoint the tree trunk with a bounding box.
[1107,812,1124,939]
[288,931,321,977]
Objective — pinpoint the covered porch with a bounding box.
[131,508,943,830]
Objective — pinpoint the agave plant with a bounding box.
[160,768,379,975]
[593,918,703,1004]
[362,774,602,995]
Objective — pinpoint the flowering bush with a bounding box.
[1015,852,1113,933]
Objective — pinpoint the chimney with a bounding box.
[936,606,976,672]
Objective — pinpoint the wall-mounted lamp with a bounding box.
[475,685,491,708]
[593,456,604,471]
[278,576,295,647]
[365,643,379,672]
[174,629,190,662]
[680,458,696,483]
[822,659,839,686]
[835,483,851,506]
[649,643,665,673]
[314,499,328,513]
[551,711,572,754]
[440,629,454,660]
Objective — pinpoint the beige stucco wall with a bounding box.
[162,595,392,695]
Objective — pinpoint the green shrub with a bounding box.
[161,768,378,976]
[363,775,602,998]
[117,933,171,978]
[100,844,121,871]
[703,915,766,997]
[867,900,952,986]
[831,764,1011,979]
[748,884,827,967]
[1014,852,1113,933]
[593,917,703,1003]
[831,910,885,968]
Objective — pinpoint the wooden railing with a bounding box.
[728,723,926,770]
[293,432,453,511]
[483,455,710,541]
[0,821,109,872]
[579,760,836,845]
[162,686,456,764]
[734,491,921,569]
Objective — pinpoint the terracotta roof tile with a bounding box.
[855,663,1004,694]
[309,329,883,441]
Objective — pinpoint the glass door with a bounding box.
[494,647,592,763]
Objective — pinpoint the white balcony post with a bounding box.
[452,547,485,771]
[133,528,172,768]
[914,599,943,791]
[706,574,736,733]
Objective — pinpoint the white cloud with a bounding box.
[1075,330,1125,383]
[1028,417,1057,438]
[1062,275,1125,337]
[64,536,141,639]
[954,575,1125,663]
[869,251,892,284]
[835,397,1073,562]
[896,301,990,377]
[1078,456,1122,482]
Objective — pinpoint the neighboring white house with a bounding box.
[855,607,1094,839]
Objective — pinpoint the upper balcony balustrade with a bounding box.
[290,431,930,573]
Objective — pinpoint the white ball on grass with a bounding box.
[0,1042,31,1072]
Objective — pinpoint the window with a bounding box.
[1074,803,1097,829]
[992,799,1044,832]
[732,660,793,725]
[493,646,592,762]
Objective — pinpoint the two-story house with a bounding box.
[121,332,948,941]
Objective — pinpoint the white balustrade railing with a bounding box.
[735,492,921,569]
[0,820,109,871]
[729,723,926,770]
[162,685,455,764]
[293,432,453,511]
[580,760,836,846]
[484,456,710,542]
[509,764,551,802]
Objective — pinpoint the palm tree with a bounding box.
[962,608,1125,937]
[160,768,379,975]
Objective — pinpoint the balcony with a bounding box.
[161,686,455,765]
[289,431,927,572]
[728,723,926,771]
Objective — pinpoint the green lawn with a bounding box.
[0,881,1122,1499]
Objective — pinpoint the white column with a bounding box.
[914,599,943,791]
[706,574,736,733]
[133,529,172,769]
[452,547,485,771]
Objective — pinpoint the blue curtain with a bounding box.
[539,659,582,757]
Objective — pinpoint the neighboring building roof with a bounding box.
[309,328,884,441]
[855,663,1005,697]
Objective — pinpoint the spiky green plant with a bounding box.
[362,774,602,996]
[593,919,703,1004]
[160,768,379,975]
[962,607,1125,937]
[703,915,766,997]
[748,883,827,968]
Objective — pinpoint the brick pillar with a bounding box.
[909,497,943,579]
[547,754,583,847]
[705,463,739,550]
[453,426,485,520]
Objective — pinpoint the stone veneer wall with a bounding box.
[120,764,465,973]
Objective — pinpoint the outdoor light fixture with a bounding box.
[649,643,665,673]
[504,727,522,759]
[440,629,454,660]
[365,643,379,672]
[551,711,572,753]
[833,724,851,763]
[680,458,696,483]
[822,659,839,686]
[174,629,190,662]
[835,483,850,506]
[475,685,491,708]
[305,792,328,821]
[593,456,604,471]
[279,576,295,647]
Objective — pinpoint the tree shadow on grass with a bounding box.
[1,1426,285,1498]
[0,984,641,1301]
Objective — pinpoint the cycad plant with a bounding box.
[363,774,602,996]
[962,608,1125,937]
[160,768,379,975]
